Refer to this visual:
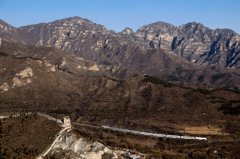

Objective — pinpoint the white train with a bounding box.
[101,125,207,140]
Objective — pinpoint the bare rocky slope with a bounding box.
[44,130,118,159]
[1,17,240,88]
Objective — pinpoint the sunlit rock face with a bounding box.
[16,16,116,61]
[0,82,9,92]
[47,131,118,159]
[119,21,240,69]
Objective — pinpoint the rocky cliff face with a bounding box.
[46,130,118,159]
[119,22,240,69]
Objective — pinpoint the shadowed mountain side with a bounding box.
[0,55,122,113]
[72,76,240,142]
[99,45,240,88]
[1,39,240,88]
[78,76,217,126]
[0,39,138,80]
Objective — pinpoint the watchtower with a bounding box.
[63,116,71,126]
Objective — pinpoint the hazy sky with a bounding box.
[0,0,240,34]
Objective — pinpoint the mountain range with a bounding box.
[1,16,240,158]
[1,16,240,88]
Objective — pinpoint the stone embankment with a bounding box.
[36,112,62,124]
[0,112,32,119]
[0,112,62,124]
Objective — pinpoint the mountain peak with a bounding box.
[120,27,134,34]
[140,21,176,29]
[152,21,175,27]
[180,22,204,28]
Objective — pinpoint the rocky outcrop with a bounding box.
[0,82,9,92]
[46,131,118,159]
[12,67,33,88]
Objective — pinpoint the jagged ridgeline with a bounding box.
[1,17,240,88]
